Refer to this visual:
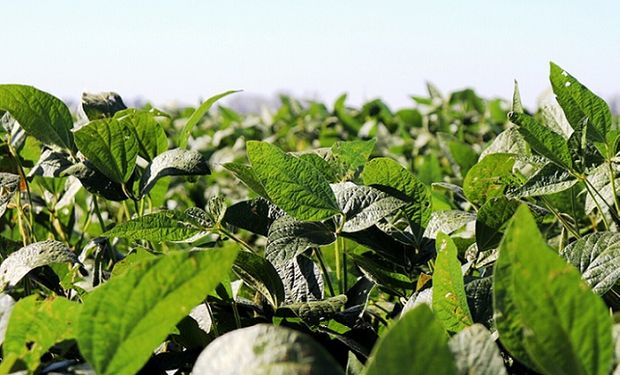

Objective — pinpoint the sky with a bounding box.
[1,1,619,111]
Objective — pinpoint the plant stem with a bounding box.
[217,226,254,253]
[607,160,620,217]
[582,178,611,230]
[204,301,219,337]
[315,248,335,297]
[92,196,106,233]
[334,236,342,294]
[231,301,242,329]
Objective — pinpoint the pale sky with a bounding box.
[1,1,619,110]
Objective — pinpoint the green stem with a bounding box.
[231,301,242,329]
[334,236,343,294]
[607,160,620,217]
[314,248,335,297]
[540,197,581,239]
[204,301,219,337]
[92,196,106,233]
[217,226,255,253]
[341,237,347,292]
[582,180,610,230]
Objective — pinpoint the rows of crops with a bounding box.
[0,62,619,374]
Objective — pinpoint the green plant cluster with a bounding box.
[0,62,619,374]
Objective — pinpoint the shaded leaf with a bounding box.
[332,182,405,233]
[0,241,80,290]
[0,173,20,218]
[81,91,127,120]
[76,247,239,375]
[139,148,211,197]
[362,157,431,242]
[62,161,128,201]
[192,324,342,375]
[277,255,324,304]
[507,163,577,198]
[476,197,519,251]
[561,232,620,295]
[223,198,285,237]
[276,295,347,325]
[448,324,507,375]
[27,150,73,177]
[234,251,285,307]
[266,215,335,266]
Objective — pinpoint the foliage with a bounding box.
[0,63,619,374]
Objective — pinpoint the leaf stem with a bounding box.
[314,248,335,297]
[217,226,255,253]
[92,196,107,233]
[607,160,620,217]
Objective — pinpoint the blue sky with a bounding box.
[1,1,619,110]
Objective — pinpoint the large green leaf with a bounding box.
[178,90,240,149]
[0,240,80,290]
[550,62,611,144]
[104,210,207,242]
[139,148,211,197]
[480,127,528,159]
[74,118,138,184]
[192,324,342,375]
[432,232,473,333]
[115,108,168,162]
[4,296,81,372]
[247,141,340,221]
[448,324,507,375]
[331,182,405,233]
[329,139,376,181]
[76,247,238,375]
[0,84,75,152]
[266,215,336,266]
[463,153,516,206]
[424,210,476,239]
[223,162,269,198]
[362,157,431,242]
[233,251,286,307]
[560,232,620,295]
[493,205,613,375]
[508,111,573,170]
[363,304,457,375]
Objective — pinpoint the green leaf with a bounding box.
[432,233,473,333]
[332,182,405,233]
[493,205,613,375]
[74,118,138,184]
[550,62,611,143]
[77,247,239,375]
[448,324,507,375]
[0,84,76,152]
[349,253,414,293]
[480,127,528,159]
[298,153,339,182]
[223,198,284,237]
[476,197,519,251]
[424,210,476,239]
[192,324,342,375]
[139,148,211,197]
[233,251,285,307]
[0,293,15,346]
[276,295,347,325]
[0,173,20,218]
[463,153,516,206]
[512,80,523,113]
[0,240,80,290]
[508,111,573,169]
[363,304,457,375]
[329,139,376,180]
[81,91,127,120]
[4,296,81,372]
[178,90,240,149]
[116,108,168,161]
[104,210,207,242]
[560,232,620,295]
[266,215,336,266]
[247,141,340,221]
[362,157,431,243]
[507,163,578,198]
[222,162,269,198]
[439,133,479,177]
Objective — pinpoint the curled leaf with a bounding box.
[139,148,211,197]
